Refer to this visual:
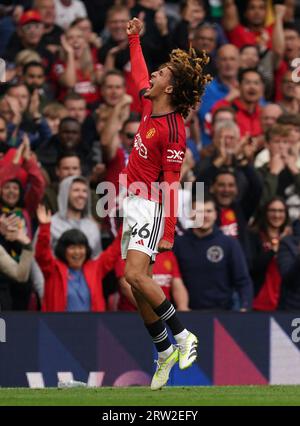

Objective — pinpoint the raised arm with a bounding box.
[35,205,56,278]
[272,4,286,58]
[222,0,240,32]
[127,18,150,94]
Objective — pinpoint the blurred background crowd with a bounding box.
[0,0,300,313]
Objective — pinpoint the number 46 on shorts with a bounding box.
[131,223,151,239]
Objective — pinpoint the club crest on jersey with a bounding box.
[167,149,184,163]
[134,132,148,159]
[146,128,156,139]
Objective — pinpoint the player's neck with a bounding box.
[151,98,175,116]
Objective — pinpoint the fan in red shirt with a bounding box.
[50,26,102,109]
[120,17,211,391]
[222,0,273,50]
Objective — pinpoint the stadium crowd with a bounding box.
[0,0,300,312]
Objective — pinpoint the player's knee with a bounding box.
[124,268,145,291]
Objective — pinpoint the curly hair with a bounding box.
[166,47,212,118]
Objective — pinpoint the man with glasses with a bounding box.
[3,10,54,72]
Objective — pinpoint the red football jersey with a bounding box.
[119,35,186,203]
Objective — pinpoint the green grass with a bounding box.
[0,386,299,406]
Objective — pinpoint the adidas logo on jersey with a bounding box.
[136,239,144,246]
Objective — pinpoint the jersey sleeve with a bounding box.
[128,34,151,110]
[160,117,186,172]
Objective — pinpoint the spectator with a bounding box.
[222,0,273,50]
[174,194,253,310]
[197,43,240,145]
[0,136,46,227]
[277,224,300,310]
[14,49,42,80]
[22,61,53,107]
[192,22,218,77]
[201,105,236,148]
[257,124,300,221]
[212,68,264,138]
[54,0,87,30]
[50,175,102,257]
[278,70,300,115]
[43,151,81,213]
[239,44,260,69]
[131,0,174,71]
[34,0,63,55]
[100,102,138,194]
[249,197,290,311]
[172,0,227,51]
[50,26,102,108]
[42,102,68,135]
[35,204,120,312]
[254,104,285,168]
[3,10,54,73]
[209,167,262,262]
[71,17,102,62]
[4,82,52,150]
[64,92,104,168]
[36,116,90,181]
[197,120,258,198]
[114,252,189,311]
[283,22,300,66]
[0,214,33,311]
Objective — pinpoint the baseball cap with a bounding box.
[19,10,42,26]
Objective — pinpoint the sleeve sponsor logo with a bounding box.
[166,149,184,163]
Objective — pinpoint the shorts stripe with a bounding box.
[148,203,158,249]
[149,204,162,250]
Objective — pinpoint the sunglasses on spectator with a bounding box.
[22,22,43,32]
[124,132,136,139]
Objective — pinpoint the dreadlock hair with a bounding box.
[166,47,212,118]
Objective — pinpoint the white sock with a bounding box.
[174,329,189,344]
[157,345,174,361]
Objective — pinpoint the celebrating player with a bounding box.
[120,17,211,390]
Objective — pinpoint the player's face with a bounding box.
[145,66,173,100]
[65,244,87,269]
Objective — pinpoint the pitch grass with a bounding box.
[0,386,299,406]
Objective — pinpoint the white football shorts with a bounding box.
[121,194,164,262]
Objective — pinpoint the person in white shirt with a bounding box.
[54,0,87,30]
